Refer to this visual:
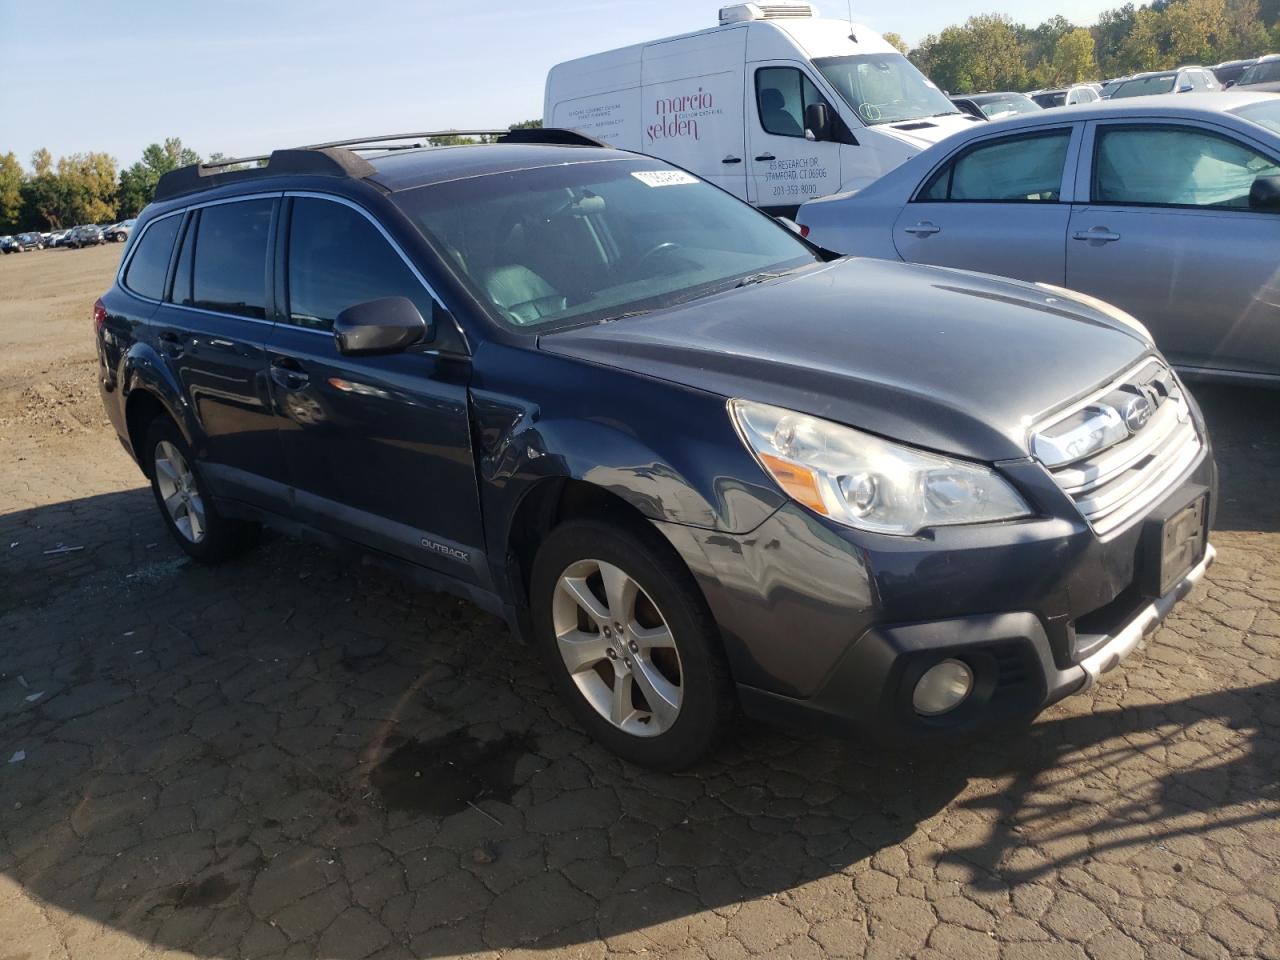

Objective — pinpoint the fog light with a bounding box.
[913,659,974,716]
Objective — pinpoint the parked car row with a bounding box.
[0,220,135,254]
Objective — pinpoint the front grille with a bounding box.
[1031,359,1202,538]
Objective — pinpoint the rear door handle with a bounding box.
[754,153,776,162]
[1072,227,1121,243]
[158,330,184,357]
[270,357,310,391]
[903,221,941,237]
[722,155,742,165]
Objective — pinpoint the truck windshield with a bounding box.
[814,53,958,126]
[394,158,818,332]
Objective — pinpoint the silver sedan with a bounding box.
[797,92,1280,385]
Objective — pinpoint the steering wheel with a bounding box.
[635,241,682,272]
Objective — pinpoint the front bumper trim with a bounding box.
[1075,542,1216,689]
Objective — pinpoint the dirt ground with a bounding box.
[0,246,1278,960]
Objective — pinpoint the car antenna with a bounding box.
[846,1,857,42]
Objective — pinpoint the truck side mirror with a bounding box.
[804,102,832,142]
[1249,175,1280,212]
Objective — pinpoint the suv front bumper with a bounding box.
[657,443,1217,739]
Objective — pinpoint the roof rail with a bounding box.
[152,128,608,203]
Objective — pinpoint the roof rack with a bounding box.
[153,127,608,203]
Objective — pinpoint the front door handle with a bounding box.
[722,155,742,165]
[903,221,942,237]
[1072,227,1121,243]
[270,358,310,391]
[754,153,776,162]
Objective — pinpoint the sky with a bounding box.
[1,0,1120,170]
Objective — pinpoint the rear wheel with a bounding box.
[530,519,735,769]
[144,417,258,563]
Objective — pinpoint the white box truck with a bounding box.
[544,2,979,216]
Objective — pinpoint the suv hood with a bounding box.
[539,258,1153,462]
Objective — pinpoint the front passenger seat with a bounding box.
[484,265,568,325]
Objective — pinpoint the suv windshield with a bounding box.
[1112,73,1177,97]
[814,53,958,126]
[1240,60,1280,85]
[394,158,818,331]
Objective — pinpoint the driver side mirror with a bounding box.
[1250,175,1280,212]
[334,296,431,356]
[1177,83,1194,93]
[804,102,832,142]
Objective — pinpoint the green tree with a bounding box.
[56,152,119,224]
[116,137,201,216]
[0,152,23,233]
[914,14,1029,93]
[882,32,910,56]
[1050,28,1100,83]
[510,118,544,129]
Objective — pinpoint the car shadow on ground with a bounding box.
[0,382,1275,957]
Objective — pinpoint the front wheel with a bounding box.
[144,417,258,563]
[530,519,735,769]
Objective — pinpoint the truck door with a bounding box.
[746,63,844,216]
[641,28,748,200]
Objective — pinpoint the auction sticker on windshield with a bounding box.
[632,170,698,187]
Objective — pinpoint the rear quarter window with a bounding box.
[122,215,181,301]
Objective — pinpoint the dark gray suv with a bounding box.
[94,129,1216,768]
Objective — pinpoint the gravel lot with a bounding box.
[1,244,1277,959]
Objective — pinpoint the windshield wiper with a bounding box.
[597,309,652,324]
[735,271,789,288]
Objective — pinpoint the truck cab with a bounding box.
[544,1,978,216]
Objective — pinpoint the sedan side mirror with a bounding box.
[334,296,431,356]
[1177,83,1194,93]
[804,102,832,142]
[1249,175,1280,212]
[1224,79,1237,89]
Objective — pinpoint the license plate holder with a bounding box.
[1141,489,1208,599]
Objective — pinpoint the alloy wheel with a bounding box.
[154,441,206,543]
[552,558,683,737]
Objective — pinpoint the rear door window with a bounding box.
[920,130,1072,202]
[284,197,436,331]
[122,215,181,300]
[1093,125,1280,208]
[188,199,273,319]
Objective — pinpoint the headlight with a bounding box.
[729,400,1031,536]
[1035,282,1153,345]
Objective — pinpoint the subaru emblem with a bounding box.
[1122,395,1153,433]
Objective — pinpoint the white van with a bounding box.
[544,2,979,216]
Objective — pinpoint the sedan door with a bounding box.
[266,194,488,586]
[1066,120,1280,376]
[892,125,1080,284]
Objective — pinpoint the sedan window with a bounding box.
[919,131,1071,202]
[1094,126,1280,208]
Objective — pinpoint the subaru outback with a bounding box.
[95,129,1216,769]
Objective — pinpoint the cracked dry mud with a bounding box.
[1,243,1278,959]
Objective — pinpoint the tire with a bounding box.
[143,416,259,564]
[530,518,735,769]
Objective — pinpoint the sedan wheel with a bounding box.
[552,558,683,736]
[153,440,206,543]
